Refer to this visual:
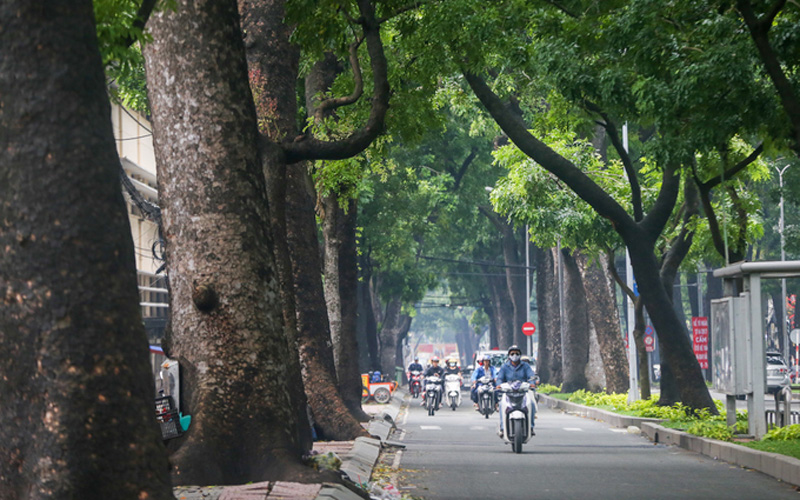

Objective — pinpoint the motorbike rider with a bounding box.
[407,356,424,380]
[443,358,461,377]
[496,345,537,438]
[421,356,445,406]
[470,355,497,407]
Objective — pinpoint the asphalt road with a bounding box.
[395,395,800,500]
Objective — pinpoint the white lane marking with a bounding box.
[470,426,487,430]
[420,425,441,430]
[563,427,584,431]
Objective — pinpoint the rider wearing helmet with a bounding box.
[408,355,424,375]
[421,356,446,406]
[470,355,498,406]
[496,345,537,437]
[443,358,461,377]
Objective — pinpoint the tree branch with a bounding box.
[737,0,800,153]
[606,249,636,301]
[313,37,365,122]
[377,0,428,23]
[284,0,390,162]
[123,0,159,48]
[463,71,633,233]
[697,143,763,190]
[584,100,643,221]
[660,179,699,291]
[639,163,681,243]
[452,147,478,191]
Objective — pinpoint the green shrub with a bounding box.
[763,424,800,441]
[685,421,733,441]
[537,383,561,395]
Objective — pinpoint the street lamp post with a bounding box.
[777,165,790,364]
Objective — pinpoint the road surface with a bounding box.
[393,396,800,499]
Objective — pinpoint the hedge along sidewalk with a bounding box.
[539,394,800,488]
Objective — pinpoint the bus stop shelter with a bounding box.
[713,260,800,438]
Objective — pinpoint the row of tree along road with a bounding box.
[3,0,800,497]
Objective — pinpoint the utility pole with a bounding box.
[777,164,790,364]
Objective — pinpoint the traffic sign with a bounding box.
[644,335,654,346]
[522,322,536,336]
[791,329,800,345]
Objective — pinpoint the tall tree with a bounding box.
[239,0,371,433]
[0,1,172,497]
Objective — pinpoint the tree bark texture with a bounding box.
[535,247,563,385]
[322,195,368,419]
[485,271,514,348]
[144,0,311,484]
[0,2,173,497]
[578,253,630,394]
[379,299,412,374]
[238,0,313,452]
[285,167,370,431]
[482,301,500,349]
[560,249,590,393]
[239,0,369,437]
[357,258,380,371]
[481,209,527,348]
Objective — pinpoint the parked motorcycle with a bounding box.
[476,375,495,419]
[424,375,442,416]
[444,374,462,410]
[409,370,423,398]
[497,380,535,453]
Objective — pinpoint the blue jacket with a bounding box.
[496,360,535,384]
[471,365,497,383]
[407,362,424,373]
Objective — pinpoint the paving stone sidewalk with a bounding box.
[172,389,408,500]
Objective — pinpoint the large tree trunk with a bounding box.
[284,166,370,431]
[358,256,381,371]
[535,247,562,385]
[0,3,173,496]
[482,301,500,349]
[578,253,629,394]
[626,234,714,411]
[238,0,312,451]
[561,249,590,393]
[486,271,515,347]
[379,299,412,374]
[482,210,527,347]
[240,0,369,435]
[322,195,369,419]
[144,0,314,484]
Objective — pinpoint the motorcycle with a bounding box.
[424,375,442,416]
[409,370,423,398]
[497,379,536,453]
[444,373,462,410]
[476,375,495,419]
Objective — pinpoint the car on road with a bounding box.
[472,350,508,369]
[766,351,791,395]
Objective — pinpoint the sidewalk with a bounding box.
[540,394,800,488]
[172,389,408,500]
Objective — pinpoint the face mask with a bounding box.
[509,354,521,362]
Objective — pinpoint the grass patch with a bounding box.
[741,440,800,460]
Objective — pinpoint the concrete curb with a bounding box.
[540,393,800,488]
[317,389,408,499]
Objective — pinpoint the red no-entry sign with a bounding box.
[522,322,536,336]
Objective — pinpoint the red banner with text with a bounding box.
[692,316,709,369]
